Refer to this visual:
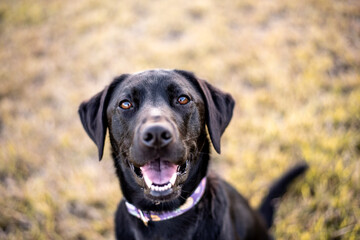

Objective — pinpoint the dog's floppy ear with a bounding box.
[78,75,128,160]
[78,86,111,161]
[174,70,235,154]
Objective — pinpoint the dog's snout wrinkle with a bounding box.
[151,115,162,122]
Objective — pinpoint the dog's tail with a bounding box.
[258,163,309,229]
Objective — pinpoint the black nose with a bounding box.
[141,124,173,148]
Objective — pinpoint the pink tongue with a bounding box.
[140,160,177,185]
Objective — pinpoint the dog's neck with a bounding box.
[125,177,207,226]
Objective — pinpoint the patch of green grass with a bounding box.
[0,0,359,239]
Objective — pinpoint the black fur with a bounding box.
[78,69,308,240]
[258,163,309,229]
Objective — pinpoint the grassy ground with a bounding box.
[0,0,359,239]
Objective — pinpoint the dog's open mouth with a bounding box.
[130,158,189,200]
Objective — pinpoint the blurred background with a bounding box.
[0,0,359,239]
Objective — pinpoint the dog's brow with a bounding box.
[166,83,183,95]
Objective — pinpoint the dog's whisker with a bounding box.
[182,136,198,141]
[179,195,188,201]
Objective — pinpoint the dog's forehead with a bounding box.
[114,70,197,96]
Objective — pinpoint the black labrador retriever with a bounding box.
[78,69,307,240]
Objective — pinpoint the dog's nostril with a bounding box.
[144,133,154,142]
[161,131,172,140]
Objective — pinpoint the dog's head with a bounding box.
[79,70,234,207]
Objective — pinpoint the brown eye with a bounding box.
[177,96,190,105]
[119,100,132,109]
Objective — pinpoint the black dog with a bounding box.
[78,69,307,240]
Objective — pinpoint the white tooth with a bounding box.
[159,187,164,191]
[170,173,177,186]
[151,185,156,191]
[155,186,159,191]
[144,175,153,188]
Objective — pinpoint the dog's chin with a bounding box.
[129,158,190,203]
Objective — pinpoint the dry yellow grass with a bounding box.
[0,0,359,239]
